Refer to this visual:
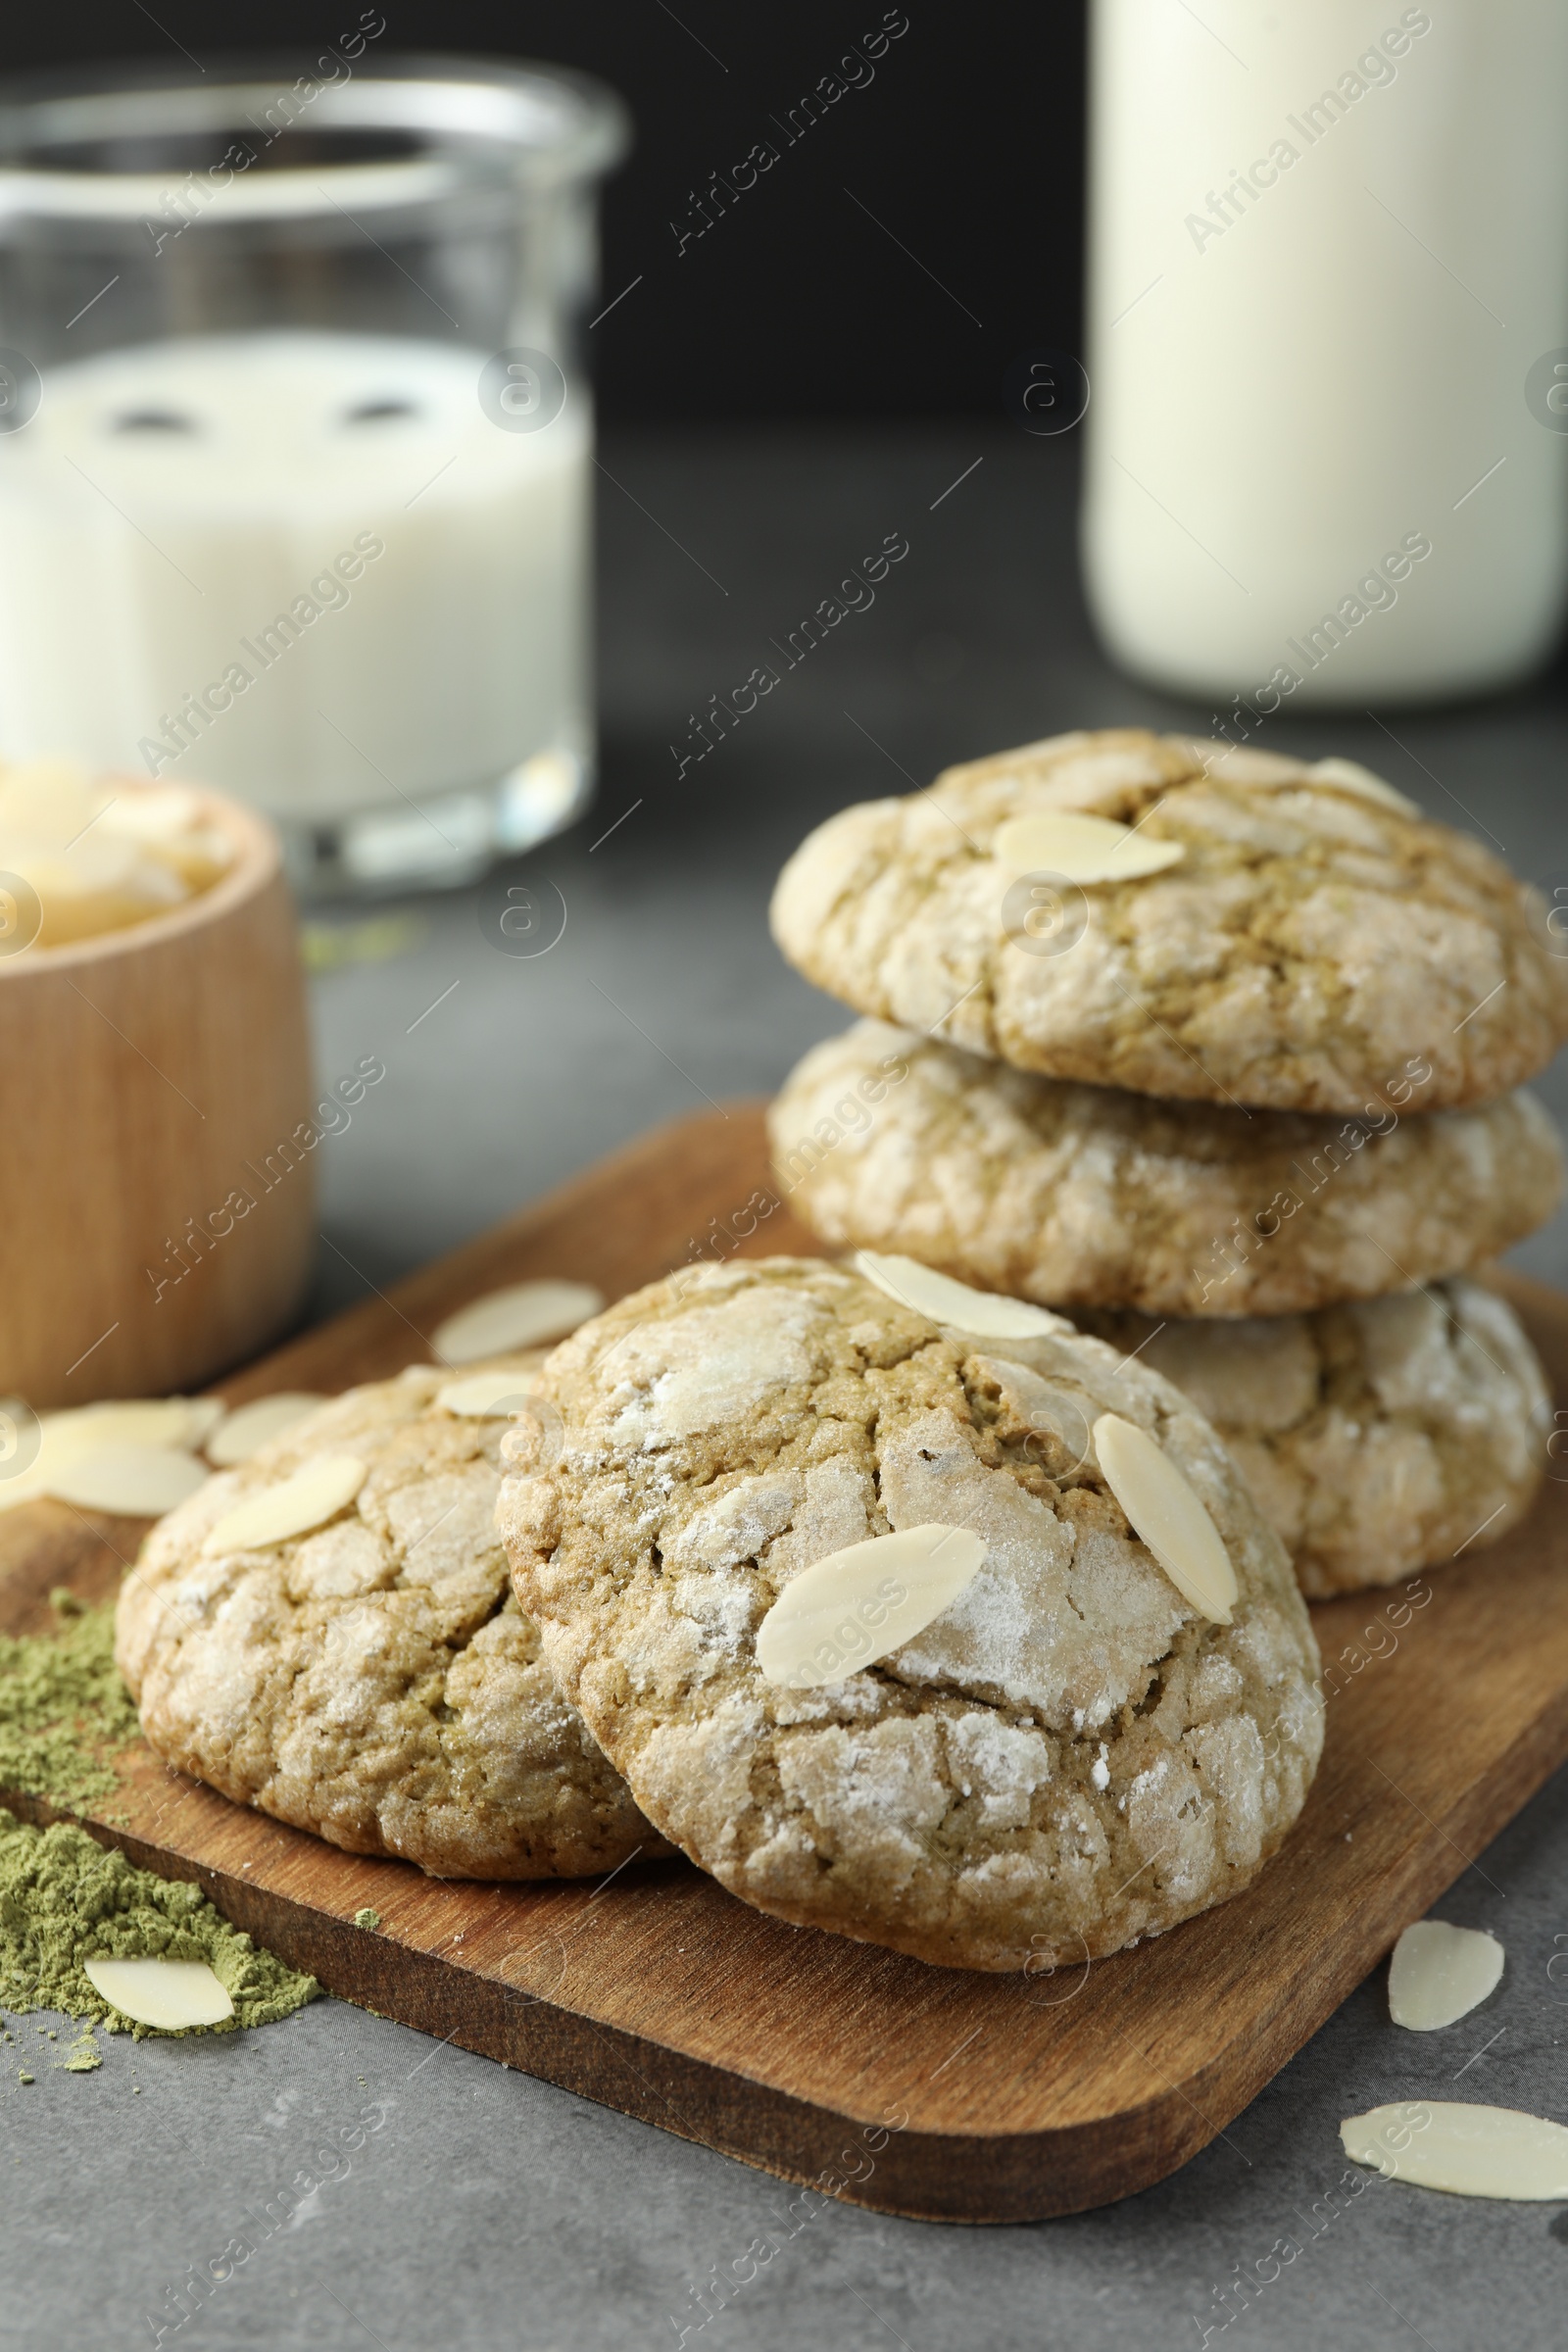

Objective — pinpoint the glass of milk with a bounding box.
[0,53,627,892]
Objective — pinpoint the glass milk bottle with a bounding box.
[1081,2,1568,707]
[0,54,626,891]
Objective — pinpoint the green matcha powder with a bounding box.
[0,1596,318,2040]
[0,1809,318,2037]
[0,1594,139,1811]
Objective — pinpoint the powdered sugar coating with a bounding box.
[770,1020,1564,1319]
[499,1257,1323,1972]
[769,729,1568,1114]
[118,1358,662,1879]
[1079,1279,1551,1598]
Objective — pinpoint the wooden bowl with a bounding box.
[0,790,316,1407]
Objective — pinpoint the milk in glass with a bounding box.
[0,331,589,864]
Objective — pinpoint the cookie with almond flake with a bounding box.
[768,729,1568,1114]
[768,1018,1564,1319]
[117,1359,664,1879]
[1076,1278,1550,1599]
[498,1256,1323,1974]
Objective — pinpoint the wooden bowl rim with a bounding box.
[0,782,286,980]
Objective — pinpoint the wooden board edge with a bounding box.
[0,1771,1554,2226]
[10,1352,1568,2217]
[0,1782,1213,2223]
[24,1679,1568,2231]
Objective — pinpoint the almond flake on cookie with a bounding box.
[992,810,1184,883]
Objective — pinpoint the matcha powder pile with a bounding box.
[0,1810,318,2037]
[0,1596,139,1810]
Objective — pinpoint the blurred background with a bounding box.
[2,0,1567,1321]
[1,0,1088,425]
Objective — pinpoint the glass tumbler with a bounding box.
[0,49,628,894]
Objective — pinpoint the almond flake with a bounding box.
[97,785,202,841]
[44,1445,210,1516]
[756,1523,987,1689]
[82,1957,233,2031]
[203,1452,367,1555]
[204,1393,325,1467]
[1092,1413,1237,1623]
[1389,1921,1503,2031]
[852,1251,1068,1340]
[435,1369,543,1418]
[39,1396,219,1468]
[431,1280,603,1365]
[992,810,1184,883]
[1306,758,1420,814]
[1342,2102,1568,2200]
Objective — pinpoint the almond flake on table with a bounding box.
[42,1396,221,1461]
[0,1395,223,1513]
[44,1444,210,1516]
[82,1957,234,2031]
[431,1280,604,1365]
[756,1523,988,1689]
[1388,1920,1504,2031]
[1342,2102,1568,2200]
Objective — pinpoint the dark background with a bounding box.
[0,1,1086,422]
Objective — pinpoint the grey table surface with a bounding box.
[12,425,1568,2351]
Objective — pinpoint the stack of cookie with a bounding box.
[767,728,1568,1597]
[111,727,1568,1977]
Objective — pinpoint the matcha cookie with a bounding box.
[499,1257,1323,1973]
[1077,1280,1550,1599]
[769,729,1568,1114]
[118,1361,662,1880]
[770,1019,1564,1319]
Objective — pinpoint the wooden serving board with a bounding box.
[6,1104,1568,2224]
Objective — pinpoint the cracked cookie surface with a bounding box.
[770,1019,1564,1319]
[769,729,1568,1114]
[117,1360,662,1879]
[1078,1279,1550,1599]
[498,1257,1322,1973]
